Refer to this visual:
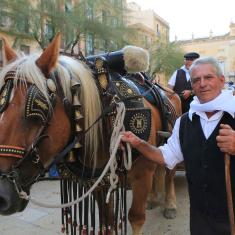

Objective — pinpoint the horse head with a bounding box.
[0,33,103,215]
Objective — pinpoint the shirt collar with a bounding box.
[189,110,234,121]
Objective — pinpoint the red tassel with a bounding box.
[67,217,72,224]
[61,225,65,233]
[119,219,122,229]
[107,226,111,235]
[82,225,87,235]
[90,227,94,235]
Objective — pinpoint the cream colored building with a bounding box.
[125,2,169,48]
[179,23,235,81]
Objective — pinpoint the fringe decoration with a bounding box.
[59,173,127,235]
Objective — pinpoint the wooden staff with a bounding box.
[225,153,235,235]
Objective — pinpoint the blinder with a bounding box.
[0,76,14,113]
[25,84,52,124]
[0,71,67,192]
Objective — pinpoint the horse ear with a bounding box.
[36,32,61,78]
[2,36,18,62]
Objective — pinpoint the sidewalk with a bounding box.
[0,172,189,235]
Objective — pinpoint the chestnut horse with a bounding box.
[0,34,181,235]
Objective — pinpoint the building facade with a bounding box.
[0,0,170,70]
[125,2,169,49]
[179,23,235,81]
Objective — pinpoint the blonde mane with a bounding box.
[0,54,103,162]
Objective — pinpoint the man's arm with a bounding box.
[121,131,165,165]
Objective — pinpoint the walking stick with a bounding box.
[225,153,235,235]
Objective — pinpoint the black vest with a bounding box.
[174,69,192,94]
[174,69,193,113]
[179,112,235,220]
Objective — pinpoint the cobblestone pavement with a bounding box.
[0,172,189,235]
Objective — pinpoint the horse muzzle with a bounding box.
[0,176,29,215]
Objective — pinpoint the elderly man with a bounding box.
[122,57,235,235]
[168,52,200,113]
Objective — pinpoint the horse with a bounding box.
[0,33,181,235]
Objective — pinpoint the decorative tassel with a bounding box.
[90,227,94,235]
[82,225,87,235]
[107,226,111,235]
[61,225,65,233]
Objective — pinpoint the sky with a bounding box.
[127,0,235,41]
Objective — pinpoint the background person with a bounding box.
[168,52,200,113]
[122,57,235,235]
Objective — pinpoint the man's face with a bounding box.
[191,63,225,104]
[184,59,194,69]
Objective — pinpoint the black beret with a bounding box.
[184,52,200,60]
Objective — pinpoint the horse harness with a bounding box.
[0,69,71,192]
[0,54,177,235]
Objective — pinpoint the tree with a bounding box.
[149,42,184,81]
[0,0,133,53]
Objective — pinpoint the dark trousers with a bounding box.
[190,207,230,235]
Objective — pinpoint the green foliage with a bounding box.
[0,0,131,52]
[150,42,184,79]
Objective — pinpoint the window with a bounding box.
[86,34,94,55]
[45,22,54,39]
[0,40,3,67]
[17,17,29,33]
[86,1,93,20]
[65,1,73,12]
[102,10,107,25]
[156,24,160,37]
[0,12,11,28]
[20,45,30,55]
[111,17,118,27]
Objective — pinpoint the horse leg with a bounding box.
[95,190,115,235]
[128,159,156,235]
[147,165,165,209]
[163,167,177,219]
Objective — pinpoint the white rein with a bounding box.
[19,101,132,208]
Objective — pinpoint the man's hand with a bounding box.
[216,124,235,155]
[121,131,143,149]
[181,90,192,99]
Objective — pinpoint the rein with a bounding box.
[20,102,132,209]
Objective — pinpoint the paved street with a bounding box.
[0,172,189,235]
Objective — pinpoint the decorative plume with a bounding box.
[123,45,149,73]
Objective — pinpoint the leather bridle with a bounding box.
[0,71,72,195]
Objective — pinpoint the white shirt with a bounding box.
[168,65,190,87]
[159,111,225,169]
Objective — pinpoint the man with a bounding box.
[122,57,235,235]
[168,52,200,113]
